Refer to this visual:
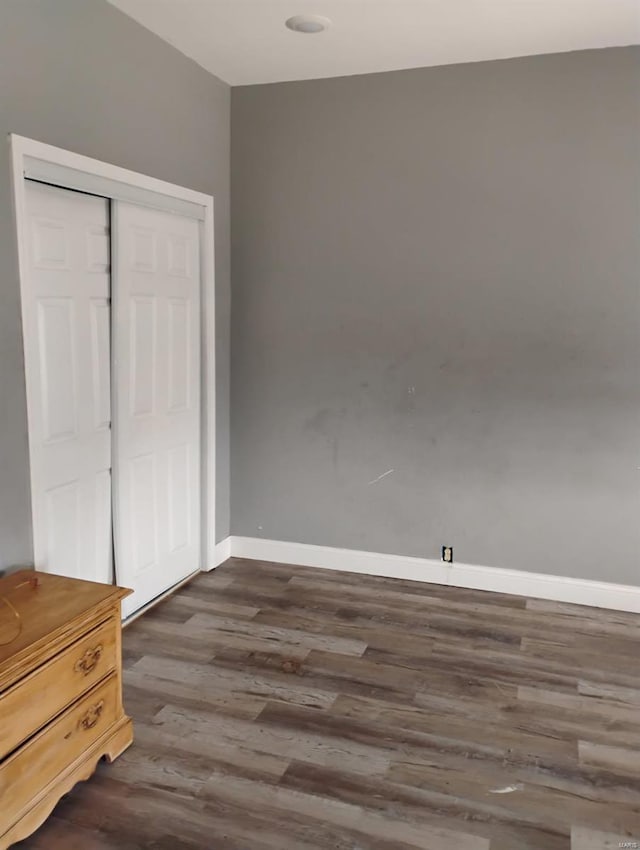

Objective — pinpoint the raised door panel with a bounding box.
[32,217,69,269]
[167,442,190,552]
[128,453,158,575]
[167,297,190,413]
[167,233,191,278]
[129,297,156,418]
[130,227,157,273]
[37,298,77,443]
[44,482,81,578]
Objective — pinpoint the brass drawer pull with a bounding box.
[78,700,104,731]
[74,644,103,676]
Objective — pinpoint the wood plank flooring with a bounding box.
[16,558,640,849]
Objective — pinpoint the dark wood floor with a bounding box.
[16,558,640,849]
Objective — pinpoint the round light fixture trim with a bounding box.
[285,14,332,34]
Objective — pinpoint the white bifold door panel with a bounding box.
[112,202,200,617]
[23,181,113,583]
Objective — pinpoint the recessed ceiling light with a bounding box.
[285,14,332,34]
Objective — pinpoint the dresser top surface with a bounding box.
[0,571,130,670]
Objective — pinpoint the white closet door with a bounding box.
[112,202,200,617]
[23,181,112,583]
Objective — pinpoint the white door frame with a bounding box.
[9,134,217,576]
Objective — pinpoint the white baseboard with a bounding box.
[226,536,640,614]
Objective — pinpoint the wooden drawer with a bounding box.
[0,674,119,828]
[0,617,117,759]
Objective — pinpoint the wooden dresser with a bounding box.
[0,571,133,849]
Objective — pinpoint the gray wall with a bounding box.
[231,47,640,584]
[0,0,230,572]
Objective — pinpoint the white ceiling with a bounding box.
[107,0,640,86]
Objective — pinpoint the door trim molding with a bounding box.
[212,537,231,568]
[9,134,217,575]
[216,536,640,614]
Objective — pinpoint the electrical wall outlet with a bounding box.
[442,546,453,563]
